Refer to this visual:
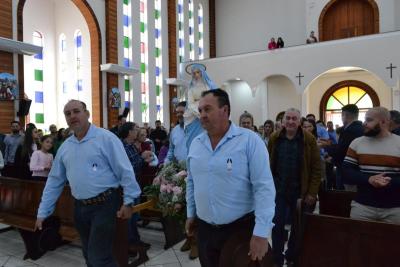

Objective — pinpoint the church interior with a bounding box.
[0,0,399,266]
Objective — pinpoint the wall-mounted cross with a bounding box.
[296,72,304,85]
[386,63,397,79]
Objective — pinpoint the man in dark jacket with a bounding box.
[389,110,400,135]
[323,104,364,189]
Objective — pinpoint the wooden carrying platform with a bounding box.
[0,176,154,267]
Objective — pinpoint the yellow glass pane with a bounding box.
[333,87,348,105]
[349,87,366,104]
[357,94,373,108]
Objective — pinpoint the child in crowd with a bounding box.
[30,135,54,181]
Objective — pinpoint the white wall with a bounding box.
[216,0,400,57]
[24,0,91,130]
[222,80,266,126]
[266,75,301,122]
[215,0,307,57]
[305,70,392,119]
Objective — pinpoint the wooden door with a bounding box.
[320,0,378,41]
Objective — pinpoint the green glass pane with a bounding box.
[156,85,160,96]
[189,11,192,19]
[140,22,145,33]
[198,32,202,39]
[125,79,130,92]
[155,47,160,57]
[141,103,148,112]
[333,87,348,105]
[34,69,43,81]
[356,94,373,109]
[123,0,129,5]
[326,96,343,110]
[123,36,130,48]
[140,63,146,74]
[179,56,182,63]
[189,43,193,51]
[35,113,44,123]
[155,10,160,19]
[349,87,366,104]
[178,22,182,31]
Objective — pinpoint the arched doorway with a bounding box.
[17,0,103,126]
[319,0,379,41]
[320,80,380,126]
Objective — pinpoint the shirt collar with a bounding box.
[68,124,97,144]
[198,122,243,151]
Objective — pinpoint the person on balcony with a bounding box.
[268,38,277,50]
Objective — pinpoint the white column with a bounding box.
[193,0,199,59]
[392,78,400,110]
[183,0,190,62]
[161,0,170,127]
[131,0,142,124]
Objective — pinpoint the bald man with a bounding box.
[343,107,400,224]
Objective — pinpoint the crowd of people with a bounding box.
[1,63,400,267]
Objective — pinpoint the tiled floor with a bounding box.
[0,223,200,267]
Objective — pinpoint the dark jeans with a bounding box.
[197,213,254,267]
[272,193,299,267]
[2,164,18,178]
[128,198,141,244]
[325,162,335,190]
[74,189,120,267]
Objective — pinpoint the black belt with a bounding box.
[198,212,254,229]
[77,188,117,206]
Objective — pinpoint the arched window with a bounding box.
[155,0,163,122]
[320,80,380,126]
[140,0,149,123]
[74,30,83,98]
[32,31,44,125]
[188,0,194,60]
[177,0,184,63]
[198,4,204,60]
[59,34,67,94]
[123,0,133,120]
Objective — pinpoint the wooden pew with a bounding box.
[296,199,400,267]
[0,176,153,267]
[318,189,356,217]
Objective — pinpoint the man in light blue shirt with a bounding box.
[165,101,187,164]
[36,100,140,267]
[186,89,275,266]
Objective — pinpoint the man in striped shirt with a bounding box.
[343,107,400,224]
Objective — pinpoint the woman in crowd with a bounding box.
[302,119,318,138]
[263,119,275,145]
[30,135,54,181]
[15,126,39,179]
[277,37,284,48]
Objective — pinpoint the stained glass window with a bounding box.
[155,0,163,122]
[198,4,204,60]
[33,31,45,126]
[325,85,374,126]
[74,30,83,98]
[140,0,149,123]
[188,0,194,60]
[177,0,184,63]
[123,0,133,120]
[59,34,68,108]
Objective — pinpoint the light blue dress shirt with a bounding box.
[37,124,141,218]
[165,124,187,163]
[186,123,276,238]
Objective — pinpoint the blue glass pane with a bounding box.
[198,16,202,24]
[123,15,129,27]
[155,66,160,77]
[77,79,83,91]
[189,27,193,35]
[179,38,183,48]
[198,47,203,55]
[124,58,130,67]
[125,101,130,108]
[157,104,161,111]
[76,35,82,47]
[34,53,43,60]
[62,81,67,93]
[155,29,160,38]
[178,4,182,13]
[35,91,43,103]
